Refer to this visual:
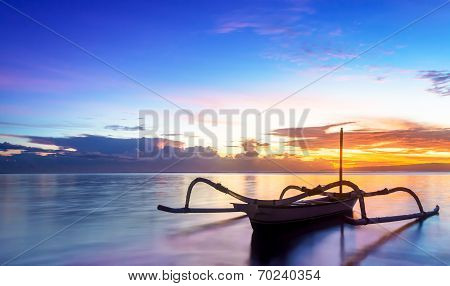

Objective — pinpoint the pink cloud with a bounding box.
[328,28,342,37]
[215,21,260,34]
[213,1,314,36]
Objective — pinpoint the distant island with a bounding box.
[1,147,449,174]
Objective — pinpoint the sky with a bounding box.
[0,0,449,170]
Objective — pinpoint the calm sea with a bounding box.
[0,173,448,265]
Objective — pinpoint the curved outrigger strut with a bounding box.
[279,180,439,225]
[157,177,439,225]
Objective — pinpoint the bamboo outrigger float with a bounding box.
[157,129,439,228]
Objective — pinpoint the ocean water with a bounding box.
[0,173,448,266]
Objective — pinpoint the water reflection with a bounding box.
[343,219,426,265]
[0,173,448,265]
[250,216,349,265]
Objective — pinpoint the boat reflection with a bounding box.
[342,218,428,265]
[249,215,350,265]
[250,213,435,266]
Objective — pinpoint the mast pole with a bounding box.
[339,128,343,193]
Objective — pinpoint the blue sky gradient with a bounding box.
[1,0,449,146]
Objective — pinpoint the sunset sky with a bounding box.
[0,0,449,170]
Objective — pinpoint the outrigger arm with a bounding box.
[279,181,439,225]
[346,187,439,225]
[158,177,439,226]
[157,177,326,213]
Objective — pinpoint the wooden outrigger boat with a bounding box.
[158,129,439,228]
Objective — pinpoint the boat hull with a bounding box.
[233,197,358,228]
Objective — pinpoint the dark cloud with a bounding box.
[1,135,221,162]
[183,146,217,157]
[0,142,50,153]
[2,134,185,159]
[239,139,270,157]
[104,125,143,131]
[419,70,450,96]
[30,135,139,157]
[241,139,270,151]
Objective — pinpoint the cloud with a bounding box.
[214,1,314,36]
[262,46,358,65]
[183,146,217,157]
[215,19,312,37]
[272,121,450,152]
[215,21,260,34]
[104,125,143,131]
[241,139,270,151]
[212,1,361,68]
[271,122,354,138]
[239,139,271,157]
[419,70,450,96]
[1,142,47,152]
[0,121,88,129]
[0,141,69,157]
[2,134,227,161]
[2,134,183,158]
[26,135,140,157]
[328,28,342,37]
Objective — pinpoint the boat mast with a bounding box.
[339,128,343,193]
